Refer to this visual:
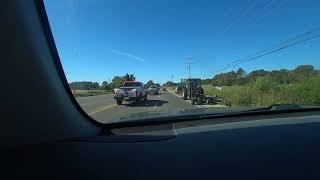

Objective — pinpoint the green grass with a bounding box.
[71,89,112,97]
[202,76,320,107]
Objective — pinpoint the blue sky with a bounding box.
[44,0,320,84]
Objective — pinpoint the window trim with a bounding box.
[34,0,106,128]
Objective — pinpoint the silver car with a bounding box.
[147,85,159,95]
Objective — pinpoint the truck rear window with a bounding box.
[123,82,141,87]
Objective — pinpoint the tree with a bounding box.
[235,68,247,85]
[111,76,126,88]
[292,65,316,82]
[236,68,246,78]
[145,80,156,88]
[101,81,111,90]
[68,81,101,90]
[212,71,237,86]
[125,73,130,81]
[269,69,291,84]
[201,78,212,85]
[252,76,276,92]
[247,69,268,82]
[110,74,136,88]
[129,74,135,81]
[163,81,177,87]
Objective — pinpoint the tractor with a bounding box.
[181,78,208,105]
[181,78,231,106]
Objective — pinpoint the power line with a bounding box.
[213,34,320,73]
[251,0,289,25]
[217,26,320,70]
[223,0,258,33]
[186,58,193,78]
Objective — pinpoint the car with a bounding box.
[175,86,183,94]
[113,81,147,105]
[146,85,159,95]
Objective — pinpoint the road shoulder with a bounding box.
[166,88,227,108]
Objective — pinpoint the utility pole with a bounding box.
[171,74,174,82]
[186,57,193,79]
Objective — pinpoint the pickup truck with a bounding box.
[113,81,147,105]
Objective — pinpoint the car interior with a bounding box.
[1,1,320,179]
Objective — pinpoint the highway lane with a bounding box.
[76,91,197,123]
[76,94,115,114]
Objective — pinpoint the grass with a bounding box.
[203,85,254,107]
[71,89,112,97]
[202,76,320,107]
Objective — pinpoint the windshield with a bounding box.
[44,0,320,124]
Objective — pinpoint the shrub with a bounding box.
[202,76,320,107]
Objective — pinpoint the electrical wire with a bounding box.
[213,34,320,73]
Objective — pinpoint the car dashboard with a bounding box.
[3,112,320,179]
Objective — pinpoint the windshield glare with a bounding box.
[44,0,320,124]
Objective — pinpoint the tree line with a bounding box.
[202,65,320,86]
[69,73,136,90]
[202,65,320,107]
[69,73,161,90]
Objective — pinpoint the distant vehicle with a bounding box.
[146,85,159,95]
[113,81,147,105]
[175,86,183,94]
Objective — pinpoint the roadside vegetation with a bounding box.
[69,73,161,97]
[68,74,136,97]
[201,65,320,107]
[72,90,112,97]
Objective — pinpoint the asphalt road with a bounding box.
[76,90,198,123]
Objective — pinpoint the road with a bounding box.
[76,90,198,123]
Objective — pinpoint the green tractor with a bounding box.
[182,78,200,100]
[181,78,207,105]
[181,78,231,106]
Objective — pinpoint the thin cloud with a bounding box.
[111,49,145,62]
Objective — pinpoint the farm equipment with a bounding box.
[181,78,231,106]
[191,93,232,106]
[182,78,201,101]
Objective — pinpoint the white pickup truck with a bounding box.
[113,81,147,105]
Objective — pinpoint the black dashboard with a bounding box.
[3,114,320,179]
